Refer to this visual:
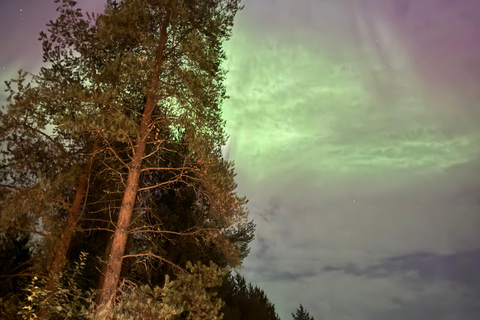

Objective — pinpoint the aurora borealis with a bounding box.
[223,34,478,179]
[222,1,480,319]
[222,2,480,180]
[2,0,480,319]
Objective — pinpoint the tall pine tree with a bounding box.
[2,0,249,317]
[86,1,244,315]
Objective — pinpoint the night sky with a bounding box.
[2,0,480,319]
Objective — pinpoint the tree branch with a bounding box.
[122,252,187,274]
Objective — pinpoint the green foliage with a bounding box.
[0,0,265,318]
[18,252,95,320]
[0,42,95,279]
[219,273,280,320]
[108,261,225,320]
[0,230,33,319]
[292,304,315,320]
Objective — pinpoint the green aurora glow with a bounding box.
[222,30,480,180]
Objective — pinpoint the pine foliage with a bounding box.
[292,304,315,320]
[0,0,280,318]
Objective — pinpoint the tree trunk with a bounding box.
[96,231,113,296]
[94,100,154,317]
[94,16,170,318]
[46,151,95,292]
[38,149,96,319]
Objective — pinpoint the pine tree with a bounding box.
[2,0,248,317]
[0,72,97,297]
[86,0,244,314]
[0,0,105,298]
[292,304,315,320]
[219,273,281,320]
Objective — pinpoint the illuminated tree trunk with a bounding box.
[94,99,155,316]
[95,16,169,317]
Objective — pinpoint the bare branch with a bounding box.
[128,136,135,156]
[0,272,42,279]
[137,174,183,191]
[0,184,24,191]
[79,227,115,233]
[98,131,129,168]
[140,165,195,172]
[130,225,217,238]
[108,102,143,117]
[101,160,127,188]
[17,121,68,157]
[142,141,166,159]
[122,252,187,274]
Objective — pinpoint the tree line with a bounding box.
[0,0,314,319]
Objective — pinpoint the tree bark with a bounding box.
[38,148,96,319]
[94,98,155,317]
[46,151,95,293]
[94,15,170,318]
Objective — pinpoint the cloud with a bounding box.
[324,249,480,289]
[225,10,480,319]
[247,263,480,320]
[237,158,480,318]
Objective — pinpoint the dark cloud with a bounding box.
[324,249,480,289]
[372,287,480,320]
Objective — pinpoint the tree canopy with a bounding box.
[0,0,279,319]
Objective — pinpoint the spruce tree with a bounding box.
[292,304,315,320]
[220,273,281,320]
